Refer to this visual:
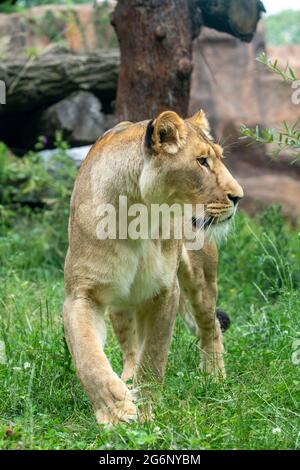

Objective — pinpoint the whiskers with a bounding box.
[205,215,216,235]
[208,218,231,245]
[192,213,233,245]
[192,215,213,231]
[215,135,240,155]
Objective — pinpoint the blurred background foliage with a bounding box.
[266,10,300,45]
[0,2,300,46]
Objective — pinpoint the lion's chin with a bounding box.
[191,211,235,243]
[192,212,233,229]
[206,219,231,244]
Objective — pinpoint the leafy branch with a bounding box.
[257,51,297,82]
[240,53,300,163]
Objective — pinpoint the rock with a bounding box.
[267,45,300,82]
[36,91,105,146]
[239,172,300,225]
[189,24,300,221]
[0,94,116,152]
[39,145,91,167]
[189,25,265,138]
[258,45,300,130]
[103,113,117,132]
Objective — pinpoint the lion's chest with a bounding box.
[111,241,177,308]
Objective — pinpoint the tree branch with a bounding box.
[197,0,266,42]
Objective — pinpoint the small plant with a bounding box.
[219,208,300,301]
[241,53,300,163]
[254,205,299,296]
[0,134,75,210]
[0,134,77,266]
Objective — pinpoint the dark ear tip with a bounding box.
[145,119,154,150]
[216,309,231,332]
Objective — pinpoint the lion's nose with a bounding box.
[227,194,243,206]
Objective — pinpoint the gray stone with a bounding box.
[39,145,91,167]
[39,91,105,146]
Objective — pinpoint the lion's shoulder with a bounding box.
[82,120,148,166]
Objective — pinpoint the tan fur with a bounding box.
[179,241,225,376]
[63,110,244,424]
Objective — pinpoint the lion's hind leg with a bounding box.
[179,243,226,379]
[179,292,200,337]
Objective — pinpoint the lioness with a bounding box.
[63,110,243,424]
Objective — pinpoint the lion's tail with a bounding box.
[216,309,231,332]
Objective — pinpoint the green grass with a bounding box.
[0,147,299,449]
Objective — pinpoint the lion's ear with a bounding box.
[187,110,212,138]
[151,111,187,155]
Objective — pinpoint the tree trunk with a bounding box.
[112,0,265,122]
[112,0,201,122]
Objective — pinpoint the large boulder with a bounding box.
[190,26,264,132]
[36,91,105,147]
[238,173,300,224]
[5,91,115,150]
[190,26,300,140]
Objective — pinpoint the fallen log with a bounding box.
[0,49,120,114]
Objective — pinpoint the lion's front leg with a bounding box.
[63,294,137,425]
[136,284,180,380]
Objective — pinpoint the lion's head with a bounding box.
[140,110,244,234]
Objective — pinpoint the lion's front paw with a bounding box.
[95,376,138,425]
[200,351,226,380]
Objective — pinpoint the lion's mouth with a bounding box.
[192,214,234,230]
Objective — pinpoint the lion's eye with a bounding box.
[197,157,210,169]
